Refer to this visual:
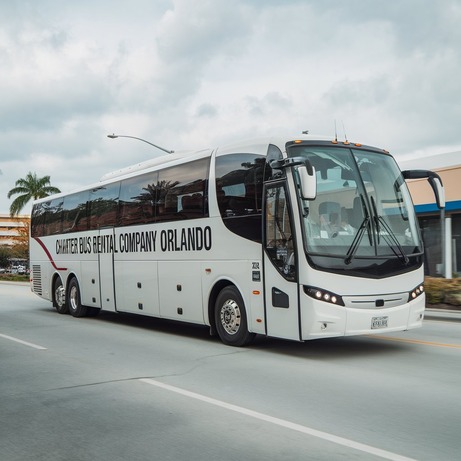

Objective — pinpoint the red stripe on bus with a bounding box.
[34,237,67,271]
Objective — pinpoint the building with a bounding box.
[0,213,30,248]
[397,151,461,278]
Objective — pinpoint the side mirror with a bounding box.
[402,170,445,209]
[269,157,317,200]
[298,164,316,200]
[429,176,445,209]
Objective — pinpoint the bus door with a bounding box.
[263,182,301,340]
[98,227,117,311]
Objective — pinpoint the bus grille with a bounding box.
[32,265,42,295]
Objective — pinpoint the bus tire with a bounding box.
[53,276,68,314]
[215,286,255,347]
[67,278,88,318]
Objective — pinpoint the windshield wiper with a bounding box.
[370,197,409,265]
[370,197,381,243]
[344,216,370,265]
[344,196,372,265]
[377,216,410,265]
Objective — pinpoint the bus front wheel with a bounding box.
[215,286,255,347]
[67,278,88,318]
[53,277,68,314]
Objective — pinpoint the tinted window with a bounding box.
[62,191,89,233]
[157,158,209,222]
[46,198,64,235]
[88,182,120,229]
[31,159,210,235]
[119,172,158,227]
[31,202,48,237]
[215,152,275,242]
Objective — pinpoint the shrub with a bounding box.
[425,277,461,307]
[0,274,29,282]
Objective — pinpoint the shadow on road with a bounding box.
[39,305,410,360]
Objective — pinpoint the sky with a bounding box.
[1,0,460,214]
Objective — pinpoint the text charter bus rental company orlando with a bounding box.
[29,134,444,346]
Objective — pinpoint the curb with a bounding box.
[425,308,461,322]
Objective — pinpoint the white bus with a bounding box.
[29,135,444,346]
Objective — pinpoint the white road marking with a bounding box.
[0,333,47,350]
[140,378,416,461]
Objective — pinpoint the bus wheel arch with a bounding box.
[212,283,255,347]
[52,273,68,314]
[67,276,88,318]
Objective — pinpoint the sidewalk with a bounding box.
[0,280,29,286]
[425,308,461,322]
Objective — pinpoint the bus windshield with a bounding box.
[288,144,423,276]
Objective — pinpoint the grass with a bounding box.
[0,274,30,283]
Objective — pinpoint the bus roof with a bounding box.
[100,148,214,181]
[32,134,383,205]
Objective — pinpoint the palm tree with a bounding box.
[7,172,61,216]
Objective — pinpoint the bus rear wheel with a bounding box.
[53,277,68,314]
[67,278,88,318]
[215,286,255,347]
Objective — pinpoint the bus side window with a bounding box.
[119,172,157,227]
[31,202,47,237]
[46,198,64,236]
[215,153,271,242]
[62,192,89,233]
[156,158,209,222]
[88,182,120,229]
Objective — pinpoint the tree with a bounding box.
[11,221,29,261]
[7,172,61,216]
[0,246,11,269]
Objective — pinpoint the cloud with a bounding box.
[195,103,218,118]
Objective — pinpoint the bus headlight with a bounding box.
[303,286,345,306]
[408,284,424,302]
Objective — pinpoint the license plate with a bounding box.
[371,316,388,329]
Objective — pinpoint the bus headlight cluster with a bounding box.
[408,284,424,302]
[303,286,345,306]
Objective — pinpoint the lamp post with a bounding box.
[107,134,174,154]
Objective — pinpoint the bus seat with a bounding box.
[319,201,341,234]
[319,201,340,221]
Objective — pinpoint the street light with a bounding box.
[107,134,174,154]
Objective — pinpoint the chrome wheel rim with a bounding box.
[69,285,79,311]
[220,299,241,335]
[55,283,65,308]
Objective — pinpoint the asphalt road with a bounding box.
[1,282,460,461]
